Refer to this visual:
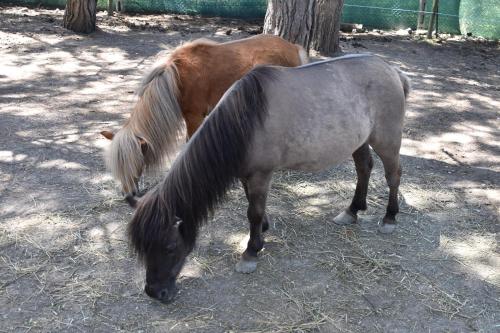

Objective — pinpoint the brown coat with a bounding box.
[169,35,307,136]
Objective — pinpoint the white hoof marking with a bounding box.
[378,223,396,234]
[235,259,257,274]
[333,210,357,225]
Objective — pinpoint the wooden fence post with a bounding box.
[417,0,426,30]
[426,0,439,38]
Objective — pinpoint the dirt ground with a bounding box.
[1,5,499,333]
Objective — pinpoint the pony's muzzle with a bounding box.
[144,282,178,304]
[124,194,138,208]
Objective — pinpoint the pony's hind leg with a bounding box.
[333,143,373,225]
[372,147,402,234]
[235,172,272,274]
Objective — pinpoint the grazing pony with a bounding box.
[101,34,308,197]
[127,54,410,303]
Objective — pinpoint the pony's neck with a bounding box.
[155,66,272,248]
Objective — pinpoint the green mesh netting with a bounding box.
[459,0,500,39]
[3,0,499,39]
[3,0,110,10]
[118,0,266,18]
[7,0,268,18]
[342,0,460,34]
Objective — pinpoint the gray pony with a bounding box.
[127,54,410,303]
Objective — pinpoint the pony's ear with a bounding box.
[100,130,114,140]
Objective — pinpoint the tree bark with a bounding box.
[311,0,344,55]
[263,0,344,55]
[263,0,315,50]
[63,0,97,34]
[107,0,113,16]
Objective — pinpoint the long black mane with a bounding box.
[128,66,277,256]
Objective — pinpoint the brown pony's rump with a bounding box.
[102,35,307,196]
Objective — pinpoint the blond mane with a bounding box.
[105,61,185,193]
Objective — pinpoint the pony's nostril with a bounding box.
[159,290,167,299]
[144,285,154,298]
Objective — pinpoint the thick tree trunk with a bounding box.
[263,0,316,51]
[263,0,344,55]
[63,0,97,34]
[311,0,344,55]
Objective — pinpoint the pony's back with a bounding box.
[168,34,307,136]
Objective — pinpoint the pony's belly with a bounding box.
[280,145,356,172]
[246,117,371,174]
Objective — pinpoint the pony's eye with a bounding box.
[165,244,176,253]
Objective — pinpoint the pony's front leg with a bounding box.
[235,172,272,274]
[241,179,270,232]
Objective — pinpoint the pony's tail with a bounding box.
[130,62,185,169]
[395,68,411,100]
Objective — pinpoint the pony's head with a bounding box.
[128,191,194,303]
[101,129,149,196]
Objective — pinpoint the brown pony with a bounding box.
[101,34,308,197]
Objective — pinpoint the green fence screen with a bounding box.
[119,0,267,18]
[343,0,460,34]
[3,0,499,39]
[459,0,500,40]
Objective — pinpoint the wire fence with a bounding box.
[3,0,499,39]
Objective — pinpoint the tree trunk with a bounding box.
[263,0,315,50]
[263,0,344,55]
[107,0,113,16]
[311,0,344,55]
[63,0,97,34]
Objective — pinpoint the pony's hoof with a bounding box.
[378,222,396,234]
[235,259,257,274]
[333,210,357,225]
